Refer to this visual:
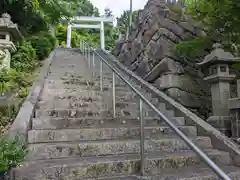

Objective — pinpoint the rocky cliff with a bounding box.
[114,0,212,118]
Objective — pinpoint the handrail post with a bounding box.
[80,41,83,52]
[139,99,145,176]
[81,41,83,52]
[100,60,103,92]
[85,43,87,59]
[79,41,81,52]
[112,72,116,118]
[88,46,91,68]
[83,43,85,57]
[92,51,95,76]
[86,44,87,59]
[87,45,88,64]
[82,42,84,56]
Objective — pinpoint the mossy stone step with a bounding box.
[28,126,197,143]
[28,137,212,160]
[14,150,231,180]
[32,116,185,130]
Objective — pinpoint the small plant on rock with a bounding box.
[0,136,28,174]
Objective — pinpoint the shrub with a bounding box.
[56,24,67,45]
[0,69,29,94]
[38,32,57,50]
[29,35,52,60]
[0,98,23,133]
[29,32,56,60]
[0,69,14,94]
[175,37,213,59]
[0,136,27,173]
[11,41,37,72]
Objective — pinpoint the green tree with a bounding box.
[1,0,82,35]
[77,0,96,16]
[117,10,139,34]
[37,0,80,24]
[182,0,240,46]
[104,8,113,17]
[0,0,47,35]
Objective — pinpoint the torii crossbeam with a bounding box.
[66,16,114,50]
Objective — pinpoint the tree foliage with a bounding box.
[77,0,99,16]
[1,0,83,35]
[104,8,113,17]
[182,0,240,46]
[172,0,240,62]
[117,10,139,34]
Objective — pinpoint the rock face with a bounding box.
[114,0,211,118]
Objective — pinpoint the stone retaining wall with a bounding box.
[114,0,211,118]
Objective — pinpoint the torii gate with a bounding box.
[66,16,114,50]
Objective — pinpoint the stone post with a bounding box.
[229,76,240,142]
[0,13,22,70]
[197,43,239,136]
[237,79,240,97]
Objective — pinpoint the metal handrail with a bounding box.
[79,40,232,180]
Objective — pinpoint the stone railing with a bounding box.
[228,80,240,143]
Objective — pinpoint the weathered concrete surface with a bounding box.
[28,137,212,160]
[32,116,185,130]
[145,165,240,180]
[28,126,197,143]
[14,150,231,179]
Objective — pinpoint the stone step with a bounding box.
[146,164,240,180]
[38,97,143,106]
[48,66,89,71]
[32,116,185,130]
[37,101,149,110]
[35,108,175,120]
[36,102,170,116]
[14,150,231,179]
[28,126,197,143]
[47,78,127,88]
[39,92,156,104]
[28,137,212,160]
[42,82,134,93]
[47,74,123,84]
[44,77,141,90]
[42,85,144,99]
[42,85,140,96]
[41,87,136,97]
[45,77,117,86]
[45,77,130,86]
[43,78,148,91]
[37,98,169,113]
[48,66,88,72]
[75,85,145,94]
[86,176,139,180]
[38,96,159,108]
[43,79,147,95]
[39,90,140,102]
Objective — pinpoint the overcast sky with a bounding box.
[89,0,148,17]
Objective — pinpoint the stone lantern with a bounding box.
[0,13,22,70]
[197,43,240,136]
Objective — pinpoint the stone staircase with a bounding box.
[13,48,240,179]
